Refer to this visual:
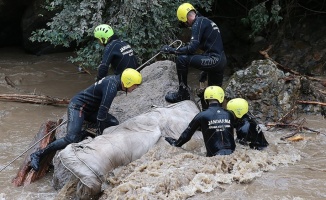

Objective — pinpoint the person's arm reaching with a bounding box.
[165,113,201,147]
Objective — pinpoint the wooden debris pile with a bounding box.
[266,106,324,141]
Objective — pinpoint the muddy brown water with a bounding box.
[0,47,325,200]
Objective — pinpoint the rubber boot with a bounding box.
[30,138,68,171]
[30,148,47,171]
[165,83,190,103]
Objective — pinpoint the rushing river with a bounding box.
[0,47,325,200]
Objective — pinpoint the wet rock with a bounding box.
[271,16,326,76]
[225,59,301,122]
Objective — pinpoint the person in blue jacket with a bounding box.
[94,24,139,81]
[30,68,142,171]
[161,3,227,110]
[165,86,236,156]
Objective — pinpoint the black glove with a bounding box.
[165,137,177,146]
[160,45,176,54]
[237,120,250,137]
[237,137,248,145]
[236,120,250,142]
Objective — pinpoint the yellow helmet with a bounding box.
[226,98,249,118]
[177,3,196,22]
[121,68,142,88]
[94,24,114,44]
[204,86,224,103]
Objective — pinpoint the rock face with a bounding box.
[0,0,69,54]
[20,0,61,54]
[272,16,326,76]
[0,0,31,46]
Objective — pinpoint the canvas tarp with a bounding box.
[58,100,201,198]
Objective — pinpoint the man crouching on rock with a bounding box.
[30,68,142,171]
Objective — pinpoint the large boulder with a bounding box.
[225,59,301,122]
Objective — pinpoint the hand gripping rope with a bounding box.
[136,40,183,71]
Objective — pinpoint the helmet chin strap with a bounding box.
[123,83,128,96]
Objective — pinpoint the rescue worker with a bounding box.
[94,24,139,81]
[160,3,227,110]
[30,68,142,171]
[165,86,236,156]
[226,98,269,150]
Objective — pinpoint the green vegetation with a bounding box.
[241,1,282,38]
[29,0,288,69]
[30,0,213,69]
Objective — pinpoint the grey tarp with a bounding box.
[58,100,201,198]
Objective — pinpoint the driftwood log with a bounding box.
[3,76,69,105]
[297,100,326,106]
[12,120,59,187]
[266,122,321,134]
[0,94,69,105]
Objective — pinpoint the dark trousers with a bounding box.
[42,103,118,154]
[176,52,227,87]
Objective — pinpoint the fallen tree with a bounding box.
[0,94,69,105]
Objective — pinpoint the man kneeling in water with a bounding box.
[226,98,269,150]
[165,86,236,156]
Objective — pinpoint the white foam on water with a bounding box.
[99,132,304,199]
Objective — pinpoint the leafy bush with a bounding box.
[241,0,283,38]
[30,0,213,69]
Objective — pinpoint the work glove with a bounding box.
[165,137,177,146]
[237,120,250,139]
[160,45,176,54]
